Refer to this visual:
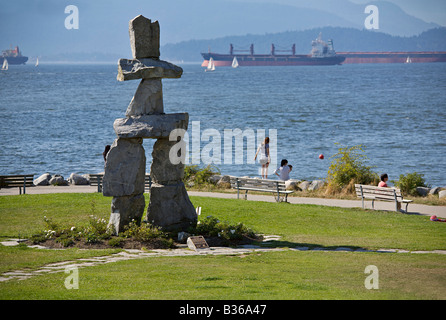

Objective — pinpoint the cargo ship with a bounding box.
[201,33,345,67]
[201,33,446,67]
[1,46,28,65]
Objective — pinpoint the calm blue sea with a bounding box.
[0,62,445,186]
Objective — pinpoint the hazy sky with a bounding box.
[351,0,446,25]
[236,0,446,25]
[0,0,444,57]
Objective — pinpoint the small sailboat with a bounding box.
[35,57,39,67]
[206,57,215,72]
[405,56,412,64]
[232,56,239,68]
[1,58,8,71]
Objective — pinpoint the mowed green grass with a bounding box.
[0,193,445,299]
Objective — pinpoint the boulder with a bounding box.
[126,79,164,116]
[68,173,89,185]
[108,194,145,234]
[102,138,146,197]
[150,138,185,184]
[208,175,222,184]
[117,58,183,81]
[129,15,160,59]
[49,175,68,186]
[146,182,197,232]
[439,190,446,199]
[298,181,311,191]
[217,175,231,188]
[33,173,51,186]
[416,187,430,197]
[308,180,325,191]
[285,180,301,191]
[113,113,189,139]
[429,187,441,195]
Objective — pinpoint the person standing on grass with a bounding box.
[254,137,270,179]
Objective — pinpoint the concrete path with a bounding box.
[1,185,445,218]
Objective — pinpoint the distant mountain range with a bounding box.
[161,27,446,63]
[1,0,443,62]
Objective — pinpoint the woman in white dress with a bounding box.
[254,137,270,179]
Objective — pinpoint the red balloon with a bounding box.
[319,154,324,159]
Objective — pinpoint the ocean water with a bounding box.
[0,62,445,186]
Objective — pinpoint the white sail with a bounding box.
[1,59,8,71]
[35,58,39,67]
[405,56,412,64]
[232,56,239,68]
[206,57,215,72]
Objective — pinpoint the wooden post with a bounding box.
[394,190,398,212]
[360,185,364,209]
[236,178,240,199]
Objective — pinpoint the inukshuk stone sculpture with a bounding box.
[103,15,197,234]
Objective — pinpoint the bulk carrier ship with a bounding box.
[202,34,345,67]
[201,34,446,67]
[1,46,28,65]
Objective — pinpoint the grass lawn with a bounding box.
[0,193,445,300]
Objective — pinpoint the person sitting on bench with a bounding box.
[378,173,402,211]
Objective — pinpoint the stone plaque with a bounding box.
[187,236,209,251]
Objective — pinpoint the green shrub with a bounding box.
[392,172,428,196]
[108,237,124,247]
[327,144,378,193]
[183,165,220,185]
[191,215,257,242]
[121,220,167,242]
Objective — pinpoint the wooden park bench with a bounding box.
[88,173,152,193]
[89,174,104,192]
[229,176,294,202]
[0,174,34,195]
[355,184,413,212]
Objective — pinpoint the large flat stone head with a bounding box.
[117,58,183,81]
[129,15,160,59]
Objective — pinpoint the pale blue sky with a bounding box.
[0,0,444,57]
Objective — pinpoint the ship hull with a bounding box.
[201,53,345,67]
[336,52,446,64]
[0,56,28,65]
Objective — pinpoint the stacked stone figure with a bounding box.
[103,15,197,234]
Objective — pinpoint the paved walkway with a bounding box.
[1,185,445,218]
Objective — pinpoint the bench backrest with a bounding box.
[355,184,403,201]
[88,173,152,188]
[88,174,103,186]
[0,175,34,188]
[230,176,287,191]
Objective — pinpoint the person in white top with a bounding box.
[254,137,270,179]
[274,159,291,181]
